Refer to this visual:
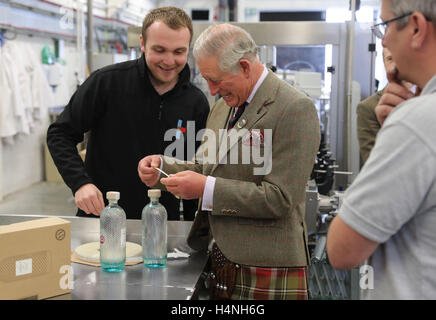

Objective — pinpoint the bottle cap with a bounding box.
[148,189,161,198]
[106,191,120,200]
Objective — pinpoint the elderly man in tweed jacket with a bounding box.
[138,23,320,300]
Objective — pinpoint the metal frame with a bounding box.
[128,21,345,47]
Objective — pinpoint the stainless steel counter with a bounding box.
[0,214,208,300]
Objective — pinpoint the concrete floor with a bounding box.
[0,182,77,216]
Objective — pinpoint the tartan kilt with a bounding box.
[231,265,308,300]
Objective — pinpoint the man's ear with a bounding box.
[410,12,429,49]
[140,34,145,53]
[239,59,251,78]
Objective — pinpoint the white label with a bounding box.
[16,258,32,276]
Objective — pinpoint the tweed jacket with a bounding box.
[160,70,320,267]
[357,88,385,165]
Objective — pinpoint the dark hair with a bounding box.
[141,7,193,45]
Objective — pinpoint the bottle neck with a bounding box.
[150,197,160,205]
[108,199,118,206]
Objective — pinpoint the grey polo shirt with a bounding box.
[338,75,436,299]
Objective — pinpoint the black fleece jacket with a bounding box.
[47,54,210,219]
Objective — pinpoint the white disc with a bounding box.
[74,242,142,263]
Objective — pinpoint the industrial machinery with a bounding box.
[305,182,359,300]
[305,142,361,300]
[306,138,360,300]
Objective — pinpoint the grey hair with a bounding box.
[391,0,436,30]
[193,23,258,74]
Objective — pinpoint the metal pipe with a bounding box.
[369,33,376,94]
[87,0,93,73]
[76,0,85,84]
[218,0,227,22]
[346,0,357,186]
[369,9,378,95]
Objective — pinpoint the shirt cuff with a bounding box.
[201,176,216,211]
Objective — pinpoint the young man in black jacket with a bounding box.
[47,7,210,220]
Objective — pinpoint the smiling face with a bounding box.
[140,21,190,88]
[197,55,252,108]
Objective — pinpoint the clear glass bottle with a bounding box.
[100,191,126,272]
[142,189,167,268]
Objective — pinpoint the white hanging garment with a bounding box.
[25,43,54,121]
[0,41,54,141]
[0,55,19,138]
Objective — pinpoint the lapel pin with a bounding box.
[237,119,247,129]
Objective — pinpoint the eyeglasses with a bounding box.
[371,12,412,39]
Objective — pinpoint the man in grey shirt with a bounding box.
[327,0,436,299]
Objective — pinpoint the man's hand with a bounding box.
[376,66,417,126]
[160,171,207,200]
[74,183,105,216]
[138,155,161,187]
[375,81,415,125]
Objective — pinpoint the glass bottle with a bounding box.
[100,191,126,272]
[142,189,167,268]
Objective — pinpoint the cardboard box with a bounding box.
[44,141,64,183]
[0,217,72,299]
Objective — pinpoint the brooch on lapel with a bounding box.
[236,118,247,129]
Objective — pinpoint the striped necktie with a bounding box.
[228,102,247,129]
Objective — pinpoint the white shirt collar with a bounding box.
[247,66,268,104]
